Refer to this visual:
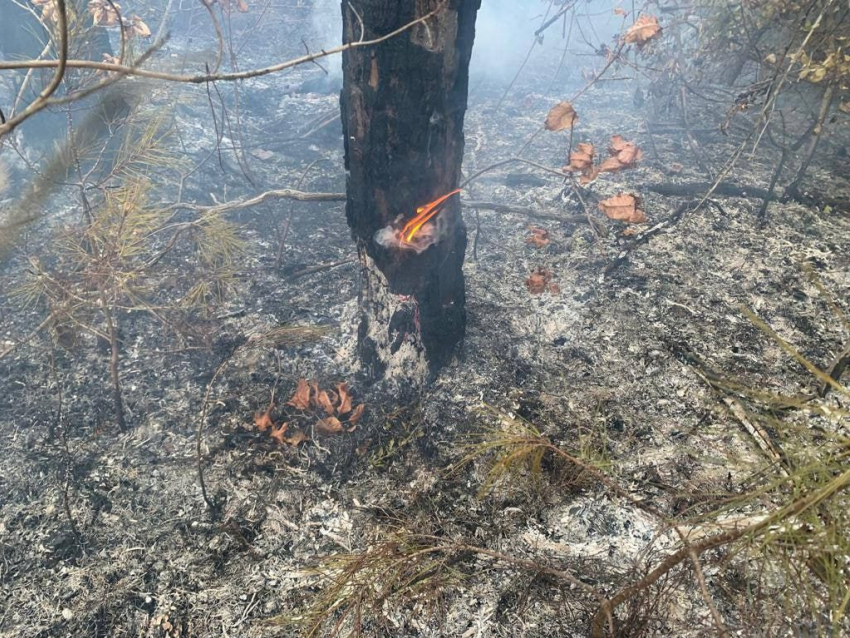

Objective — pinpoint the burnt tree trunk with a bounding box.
[341,0,480,384]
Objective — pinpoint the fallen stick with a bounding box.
[647,181,772,200]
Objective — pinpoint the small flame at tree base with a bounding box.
[374,188,462,254]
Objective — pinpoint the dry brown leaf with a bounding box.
[269,422,289,444]
[598,157,624,173]
[336,382,352,414]
[526,227,550,248]
[347,404,365,425]
[605,135,643,169]
[316,416,344,435]
[526,267,557,294]
[839,101,850,114]
[309,380,320,408]
[544,101,578,131]
[254,407,273,432]
[236,0,248,11]
[613,7,627,16]
[598,193,648,223]
[622,226,640,236]
[285,429,310,446]
[564,142,595,172]
[317,390,335,416]
[286,378,311,410]
[129,15,151,38]
[623,15,662,48]
[88,0,120,26]
[579,166,601,185]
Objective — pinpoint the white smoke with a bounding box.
[374,211,449,255]
[311,0,343,79]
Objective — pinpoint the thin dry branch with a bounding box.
[0,2,448,85]
[0,0,68,137]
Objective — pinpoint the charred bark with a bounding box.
[341,0,480,382]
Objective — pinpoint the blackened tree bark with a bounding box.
[341,0,480,383]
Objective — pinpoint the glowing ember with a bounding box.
[401,188,462,243]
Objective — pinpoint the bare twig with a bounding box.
[0,0,68,137]
[0,2,449,85]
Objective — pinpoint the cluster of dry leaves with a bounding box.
[562,134,643,185]
[253,379,365,446]
[544,102,644,184]
[526,267,559,295]
[86,0,151,37]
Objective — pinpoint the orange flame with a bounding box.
[401,188,462,243]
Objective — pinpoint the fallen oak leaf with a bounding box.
[270,422,289,444]
[285,429,310,446]
[317,390,335,416]
[253,406,274,432]
[526,227,550,248]
[526,267,556,294]
[336,382,352,414]
[544,101,579,131]
[607,135,643,167]
[316,416,344,435]
[598,157,625,173]
[564,142,595,172]
[347,404,365,425]
[286,378,311,410]
[598,193,648,223]
[309,380,320,408]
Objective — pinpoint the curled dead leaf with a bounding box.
[526,227,550,248]
[622,15,662,48]
[598,157,624,173]
[88,0,121,26]
[286,378,311,410]
[564,142,594,172]
[336,382,352,414]
[317,390,335,416]
[545,101,578,131]
[309,380,320,408]
[270,422,289,445]
[316,416,344,435]
[254,407,273,432]
[129,15,151,38]
[347,404,365,425]
[526,267,558,295]
[598,193,647,223]
[285,429,310,446]
[608,135,643,167]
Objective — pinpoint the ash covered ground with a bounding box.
[1,5,849,638]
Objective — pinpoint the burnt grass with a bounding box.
[2,22,850,638]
